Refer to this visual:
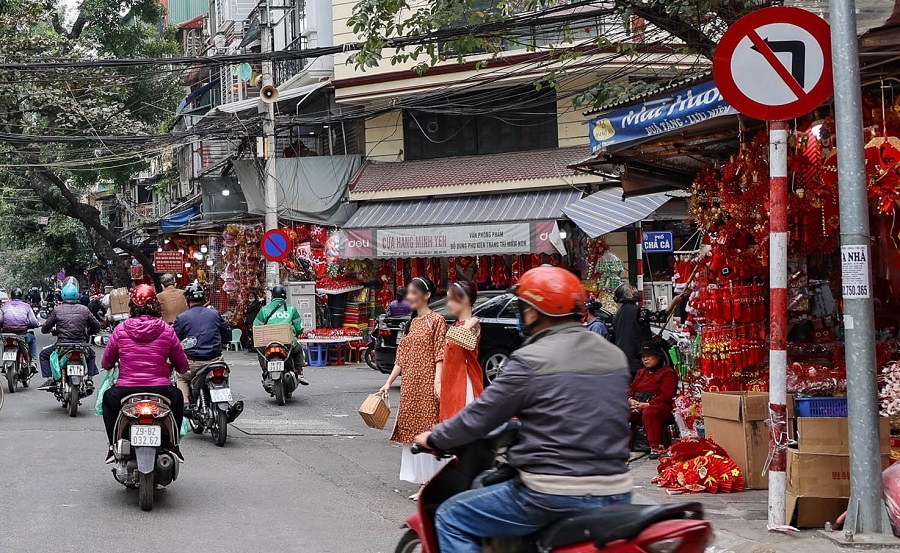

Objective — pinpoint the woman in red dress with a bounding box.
[436,281,483,422]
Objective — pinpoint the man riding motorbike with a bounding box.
[1,288,40,369]
[101,284,189,463]
[38,277,101,392]
[173,282,230,406]
[414,266,633,553]
[253,285,308,386]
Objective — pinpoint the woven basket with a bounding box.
[359,392,391,430]
[447,325,478,351]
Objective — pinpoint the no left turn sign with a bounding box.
[713,7,833,121]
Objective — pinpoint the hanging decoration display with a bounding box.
[220,224,266,327]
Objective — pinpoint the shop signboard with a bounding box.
[588,80,737,154]
[642,231,674,253]
[341,221,564,259]
[153,251,184,273]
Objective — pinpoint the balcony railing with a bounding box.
[274,36,309,87]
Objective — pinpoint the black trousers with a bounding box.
[102,385,184,445]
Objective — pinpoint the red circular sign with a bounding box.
[261,229,293,262]
[713,7,832,121]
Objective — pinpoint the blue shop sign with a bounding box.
[589,81,737,154]
[643,231,674,253]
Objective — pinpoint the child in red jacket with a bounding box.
[629,341,678,458]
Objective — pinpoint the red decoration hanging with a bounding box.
[396,259,405,288]
[476,256,490,283]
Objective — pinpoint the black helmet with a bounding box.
[585,299,603,315]
[184,281,205,302]
[11,288,23,300]
[613,283,641,304]
[272,285,287,299]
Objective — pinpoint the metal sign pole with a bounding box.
[829,0,884,535]
[768,120,789,528]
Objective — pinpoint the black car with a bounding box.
[373,292,616,383]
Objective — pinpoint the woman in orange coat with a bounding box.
[436,281,483,422]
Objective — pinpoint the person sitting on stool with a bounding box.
[628,341,678,459]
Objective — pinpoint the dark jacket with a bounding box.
[613,302,650,373]
[174,305,230,360]
[42,302,101,343]
[431,322,631,483]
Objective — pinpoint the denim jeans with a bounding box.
[435,479,631,553]
[21,332,36,360]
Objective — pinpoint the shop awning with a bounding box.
[562,188,670,238]
[161,205,201,232]
[344,188,582,229]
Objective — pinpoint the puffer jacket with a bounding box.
[42,302,101,343]
[1,299,39,331]
[102,315,189,387]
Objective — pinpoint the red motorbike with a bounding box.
[398,426,712,553]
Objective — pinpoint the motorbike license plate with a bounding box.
[209,388,232,403]
[397,331,405,343]
[3,351,16,361]
[130,425,161,447]
[67,365,85,377]
[268,360,285,373]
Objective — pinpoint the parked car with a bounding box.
[374,292,677,383]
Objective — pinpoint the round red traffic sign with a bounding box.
[261,229,293,262]
[713,7,832,121]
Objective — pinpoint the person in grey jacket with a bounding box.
[37,277,101,392]
[415,266,632,553]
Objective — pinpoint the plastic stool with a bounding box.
[328,344,348,366]
[307,343,329,367]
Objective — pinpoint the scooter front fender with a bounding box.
[134,446,157,475]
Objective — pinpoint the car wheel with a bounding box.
[481,351,510,384]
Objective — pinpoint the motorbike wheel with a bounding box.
[138,470,155,511]
[6,364,16,394]
[211,408,228,447]
[363,348,377,370]
[274,378,286,406]
[394,530,421,553]
[67,386,79,418]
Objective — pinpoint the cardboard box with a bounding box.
[252,323,295,346]
[702,391,794,489]
[786,493,848,529]
[109,287,130,315]
[795,417,890,455]
[787,449,890,498]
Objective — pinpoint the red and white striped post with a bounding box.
[768,120,789,527]
[635,224,644,298]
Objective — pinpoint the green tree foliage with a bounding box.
[0,0,180,285]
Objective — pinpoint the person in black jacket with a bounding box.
[612,284,650,376]
[38,277,101,392]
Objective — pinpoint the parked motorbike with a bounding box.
[260,341,299,406]
[185,360,243,446]
[363,336,377,371]
[50,343,94,417]
[110,392,181,511]
[1,332,34,393]
[399,426,712,553]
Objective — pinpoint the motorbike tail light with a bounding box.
[267,345,287,358]
[5,339,14,347]
[134,401,159,423]
[211,367,227,382]
[69,351,82,361]
[378,329,392,336]
[647,538,683,553]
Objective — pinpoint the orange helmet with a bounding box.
[515,265,586,317]
[130,284,158,307]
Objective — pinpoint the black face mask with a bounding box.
[517,304,543,338]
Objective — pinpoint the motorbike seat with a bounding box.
[533,502,704,551]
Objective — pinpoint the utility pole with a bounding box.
[259,0,280,293]
[830,0,885,536]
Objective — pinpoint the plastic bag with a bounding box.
[180,417,190,437]
[93,368,118,416]
[50,351,61,381]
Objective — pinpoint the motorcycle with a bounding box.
[185,360,244,446]
[399,425,712,553]
[260,341,299,406]
[50,343,94,417]
[1,332,34,393]
[363,336,377,371]
[110,392,181,511]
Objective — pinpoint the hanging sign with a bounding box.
[840,245,871,299]
[154,251,184,273]
[261,229,293,262]
[588,81,737,154]
[643,231,674,253]
[713,7,832,121]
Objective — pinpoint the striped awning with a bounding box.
[344,188,582,229]
[561,188,670,238]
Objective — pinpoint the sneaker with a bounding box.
[85,378,94,390]
[29,362,37,376]
[105,446,116,464]
[37,378,57,392]
[298,375,310,386]
[172,445,185,463]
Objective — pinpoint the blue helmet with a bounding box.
[60,277,80,303]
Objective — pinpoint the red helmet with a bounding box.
[515,265,586,317]
[130,284,158,307]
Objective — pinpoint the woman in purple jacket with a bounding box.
[101,284,189,462]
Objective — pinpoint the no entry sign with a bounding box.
[261,229,292,262]
[713,7,832,121]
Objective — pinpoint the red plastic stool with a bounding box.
[328,344,348,366]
